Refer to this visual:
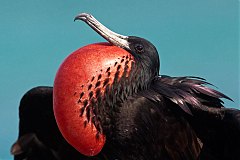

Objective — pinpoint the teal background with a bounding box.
[0,0,239,159]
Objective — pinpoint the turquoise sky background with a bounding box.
[0,0,239,159]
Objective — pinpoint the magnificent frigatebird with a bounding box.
[11,13,240,160]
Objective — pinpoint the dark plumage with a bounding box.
[12,13,240,160]
[11,87,105,160]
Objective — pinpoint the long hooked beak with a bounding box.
[74,13,130,50]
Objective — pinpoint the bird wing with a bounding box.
[149,76,240,160]
[11,86,61,160]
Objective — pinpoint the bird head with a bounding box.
[75,13,160,78]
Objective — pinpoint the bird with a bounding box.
[11,13,240,160]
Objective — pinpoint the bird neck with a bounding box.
[93,61,155,134]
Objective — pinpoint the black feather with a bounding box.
[150,76,232,115]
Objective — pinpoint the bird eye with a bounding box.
[134,44,144,53]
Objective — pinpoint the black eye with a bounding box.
[134,44,144,53]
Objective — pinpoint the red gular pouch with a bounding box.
[53,42,134,156]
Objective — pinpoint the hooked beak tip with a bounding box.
[74,13,91,22]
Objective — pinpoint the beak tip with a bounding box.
[74,13,91,22]
[74,16,81,22]
[73,18,78,22]
[10,142,23,155]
